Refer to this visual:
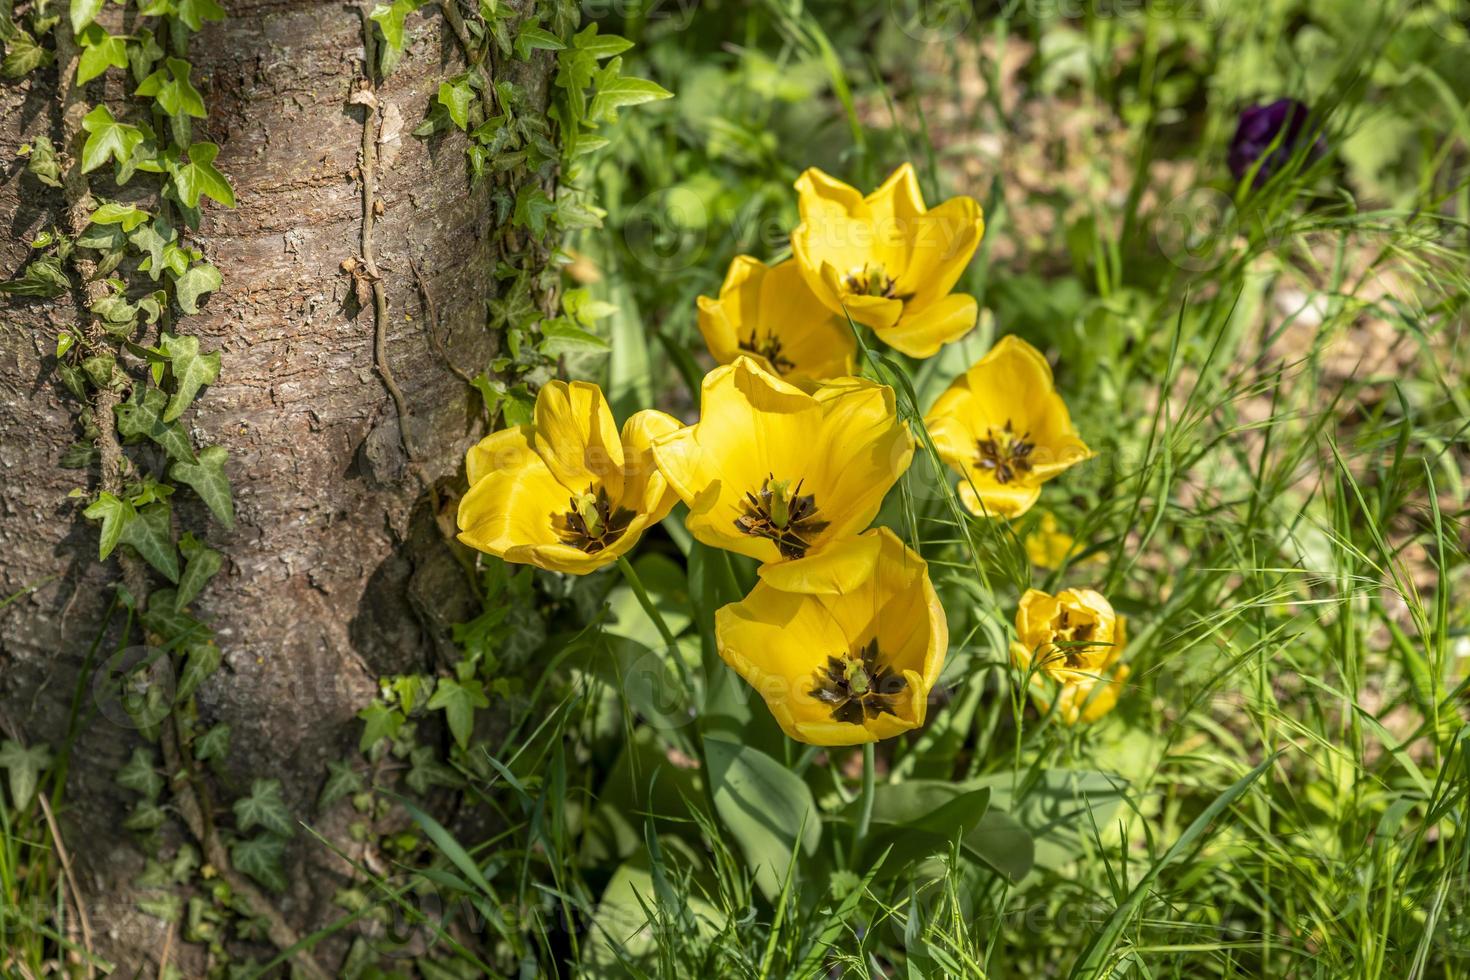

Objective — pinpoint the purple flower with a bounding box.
[1228,98,1326,186]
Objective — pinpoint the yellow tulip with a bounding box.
[651,356,914,594]
[790,163,984,358]
[714,528,948,745]
[1010,587,1128,724]
[1024,511,1099,569]
[924,335,1092,519]
[697,256,856,383]
[457,381,681,574]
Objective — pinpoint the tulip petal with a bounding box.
[457,458,568,556]
[795,166,868,224]
[883,293,979,358]
[756,530,882,595]
[894,196,984,310]
[621,409,684,519]
[465,424,537,486]
[533,380,626,500]
[866,162,927,225]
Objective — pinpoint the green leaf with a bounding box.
[69,0,105,34]
[1,30,53,79]
[160,332,220,420]
[859,786,993,874]
[135,57,207,119]
[115,384,197,463]
[170,142,235,208]
[120,501,180,583]
[0,254,70,297]
[174,538,222,610]
[194,723,230,762]
[83,491,136,560]
[124,800,167,831]
[0,740,51,811]
[173,0,225,30]
[173,262,222,316]
[176,642,221,702]
[319,760,364,810]
[128,218,178,281]
[588,59,672,124]
[571,24,632,59]
[405,744,462,794]
[437,78,473,131]
[369,0,423,72]
[233,778,295,837]
[231,833,288,892]
[426,677,488,751]
[77,25,128,84]
[514,23,564,60]
[80,104,145,175]
[356,702,403,753]
[90,202,152,232]
[538,318,609,357]
[117,747,164,799]
[22,136,64,187]
[968,808,1035,883]
[703,735,821,901]
[512,184,555,238]
[169,445,234,528]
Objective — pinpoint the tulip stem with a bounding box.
[853,742,876,865]
[615,555,695,698]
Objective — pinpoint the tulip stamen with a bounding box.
[976,419,1035,485]
[843,262,909,301]
[1047,608,1104,670]
[812,639,907,724]
[556,486,635,554]
[739,331,796,374]
[734,474,829,559]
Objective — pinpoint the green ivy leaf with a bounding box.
[160,332,220,420]
[369,0,424,74]
[356,702,403,753]
[571,24,633,59]
[1,30,54,79]
[426,676,488,751]
[22,136,65,187]
[318,760,364,810]
[233,778,295,837]
[514,24,565,60]
[406,744,462,794]
[165,0,225,31]
[176,642,221,702]
[538,318,609,357]
[82,491,137,560]
[173,261,222,316]
[135,57,207,119]
[512,185,555,238]
[170,142,235,208]
[123,800,168,831]
[193,723,230,762]
[117,747,165,799]
[128,218,177,281]
[231,833,288,892]
[437,78,474,131]
[91,201,152,232]
[77,24,128,84]
[80,104,146,175]
[174,535,222,610]
[588,59,672,125]
[116,384,197,463]
[0,254,70,297]
[69,0,105,35]
[169,445,234,528]
[120,501,180,583]
[0,740,52,811]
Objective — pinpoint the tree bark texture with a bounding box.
[0,0,546,969]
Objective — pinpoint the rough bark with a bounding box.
[0,1,546,970]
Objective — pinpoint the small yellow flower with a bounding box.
[924,335,1092,519]
[790,163,984,359]
[697,256,856,383]
[1024,511,1097,569]
[1009,587,1129,724]
[457,381,681,574]
[714,528,948,745]
[651,357,914,594]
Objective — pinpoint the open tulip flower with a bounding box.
[457,381,682,574]
[714,528,947,745]
[924,335,1092,519]
[790,162,985,359]
[697,256,856,384]
[652,357,914,594]
[1010,587,1129,724]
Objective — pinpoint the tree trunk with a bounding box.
[0,1,547,970]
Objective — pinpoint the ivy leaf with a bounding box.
[91,201,152,232]
[1,30,54,79]
[22,136,64,187]
[69,0,105,35]
[77,25,128,84]
[128,218,177,281]
[123,800,168,831]
[176,642,221,702]
[80,104,146,175]
[539,318,609,357]
[173,261,222,315]
[318,760,364,810]
[120,501,180,583]
[135,57,207,119]
[588,59,672,124]
[369,0,423,74]
[0,255,70,297]
[233,779,295,837]
[194,723,230,762]
[571,24,633,60]
[115,384,197,463]
[426,677,488,751]
[170,142,235,208]
[514,24,564,60]
[169,445,234,528]
[116,746,165,799]
[231,833,288,892]
[512,185,556,239]
[174,0,226,30]
[437,78,473,131]
[83,491,137,560]
[161,332,221,421]
[0,740,51,812]
[356,702,403,753]
[174,536,222,610]
[406,744,462,794]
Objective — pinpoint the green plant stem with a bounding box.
[615,555,697,703]
[851,741,876,867]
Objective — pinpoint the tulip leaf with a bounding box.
[966,807,1034,883]
[703,735,821,901]
[169,445,234,528]
[0,739,52,812]
[855,784,994,876]
[974,769,1129,872]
